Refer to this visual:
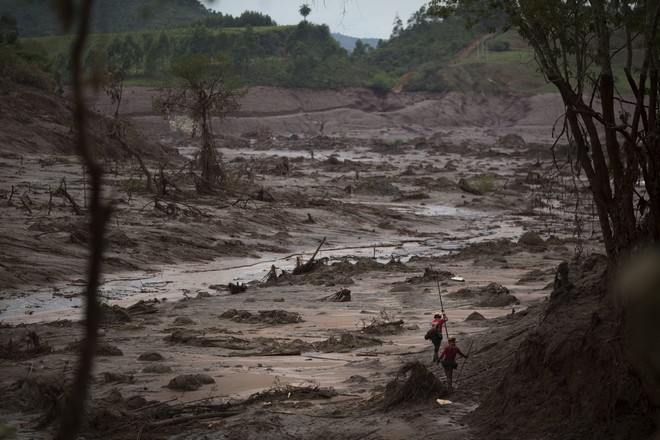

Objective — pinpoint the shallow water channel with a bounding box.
[0,202,528,325]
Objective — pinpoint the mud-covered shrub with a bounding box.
[0,46,55,90]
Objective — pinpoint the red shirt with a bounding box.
[439,344,466,362]
[431,317,447,330]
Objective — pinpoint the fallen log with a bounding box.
[145,410,242,429]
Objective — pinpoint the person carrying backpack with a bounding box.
[425,311,447,363]
[438,335,469,392]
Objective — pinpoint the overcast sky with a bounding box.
[201,0,430,40]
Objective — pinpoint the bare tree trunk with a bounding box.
[55,1,111,439]
[198,111,218,194]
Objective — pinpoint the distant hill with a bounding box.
[1,0,212,37]
[12,1,582,94]
[331,33,381,52]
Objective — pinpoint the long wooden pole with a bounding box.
[455,339,475,386]
[436,277,449,339]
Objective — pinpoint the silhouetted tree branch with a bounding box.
[54,0,112,439]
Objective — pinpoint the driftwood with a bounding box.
[54,179,82,215]
[7,185,17,204]
[228,282,247,294]
[292,237,326,275]
[20,195,32,214]
[145,410,242,429]
[322,288,351,302]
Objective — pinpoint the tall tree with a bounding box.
[429,0,660,258]
[154,53,245,194]
[299,3,312,21]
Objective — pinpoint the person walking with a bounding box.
[438,335,468,392]
[425,311,448,364]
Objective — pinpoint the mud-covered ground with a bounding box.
[0,84,608,439]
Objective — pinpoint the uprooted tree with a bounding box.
[429,0,660,258]
[153,53,245,194]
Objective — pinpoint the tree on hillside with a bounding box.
[299,3,312,21]
[0,14,19,45]
[429,0,660,258]
[153,53,245,194]
[390,14,404,39]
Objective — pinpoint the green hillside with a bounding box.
[0,0,215,37]
[9,1,636,95]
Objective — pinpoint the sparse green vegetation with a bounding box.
[468,174,496,193]
[120,178,145,193]
[15,115,32,124]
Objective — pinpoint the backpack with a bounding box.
[424,326,439,340]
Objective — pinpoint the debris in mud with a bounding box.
[165,330,253,349]
[260,339,310,355]
[267,256,411,287]
[101,303,132,324]
[450,283,519,307]
[244,383,338,405]
[383,361,447,411]
[260,331,383,355]
[16,373,66,412]
[322,288,352,302]
[458,177,483,195]
[454,238,514,259]
[360,310,405,335]
[165,373,215,391]
[228,282,247,294]
[317,332,383,352]
[125,299,160,316]
[220,309,304,324]
[64,340,124,356]
[292,237,326,275]
[406,267,455,284]
[0,329,52,360]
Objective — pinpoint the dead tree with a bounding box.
[54,178,82,215]
[108,119,154,194]
[292,237,326,275]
